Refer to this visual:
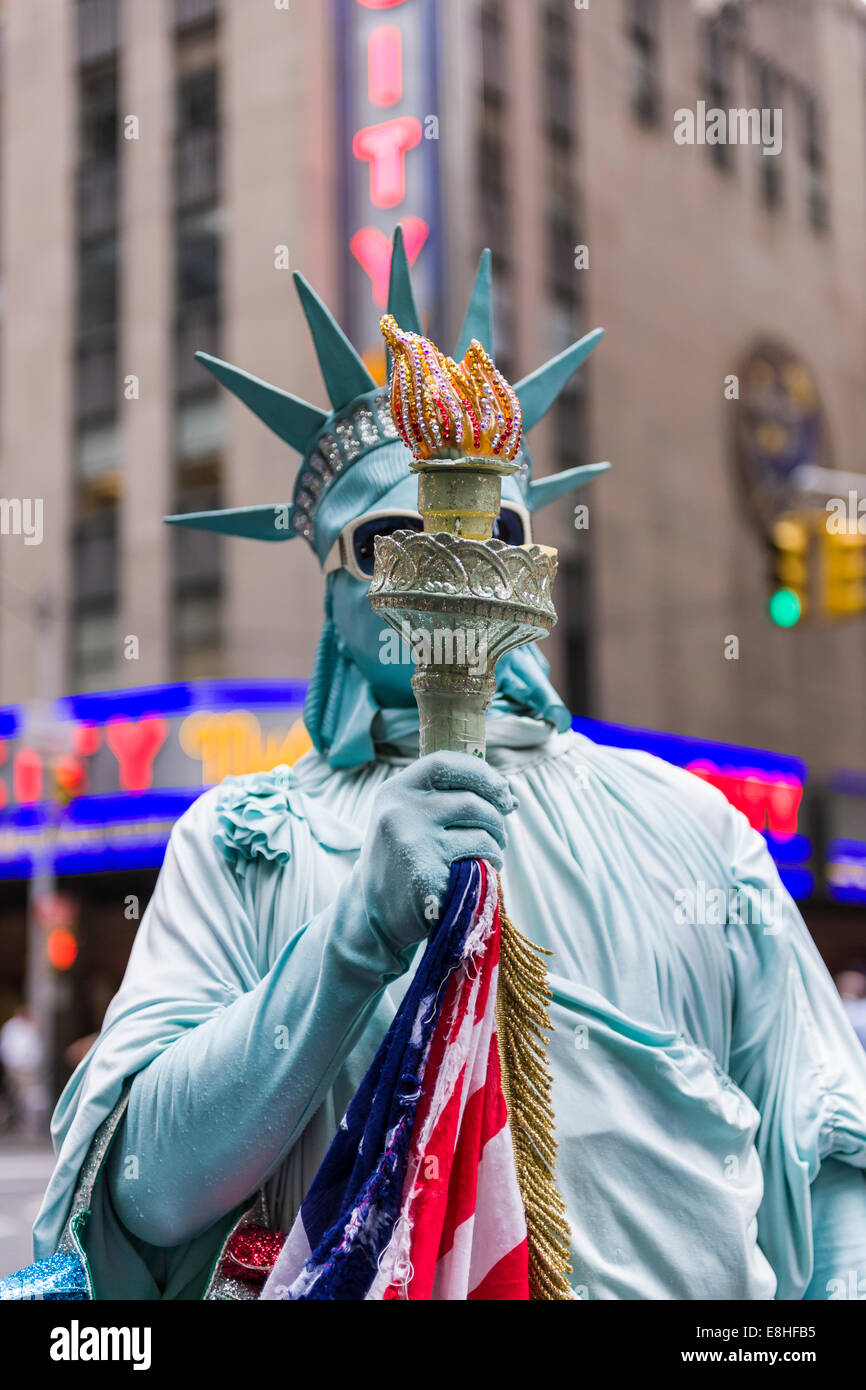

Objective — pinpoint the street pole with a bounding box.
[23,594,62,1132]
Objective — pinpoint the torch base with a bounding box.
[413,672,495,758]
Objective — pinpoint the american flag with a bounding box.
[261,859,530,1300]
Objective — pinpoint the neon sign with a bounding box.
[338,0,441,362]
[826,840,866,905]
[685,760,802,839]
[0,681,818,900]
[0,682,310,879]
[179,711,311,785]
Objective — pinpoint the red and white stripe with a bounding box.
[373,864,529,1301]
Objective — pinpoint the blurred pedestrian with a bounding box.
[0,1004,45,1137]
[835,965,866,1051]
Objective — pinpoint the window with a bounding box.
[79,66,118,164]
[175,67,220,207]
[553,382,584,474]
[76,330,118,422]
[491,276,515,383]
[69,606,118,692]
[172,429,223,679]
[177,66,218,133]
[173,591,222,680]
[172,463,223,680]
[478,116,510,270]
[756,59,783,210]
[561,552,592,717]
[174,0,219,32]
[801,92,828,233]
[76,420,120,485]
[480,0,506,109]
[70,508,119,693]
[547,172,581,308]
[542,1,574,147]
[172,463,221,594]
[72,45,121,693]
[72,511,118,607]
[175,207,221,306]
[172,16,223,674]
[77,238,118,333]
[479,122,506,200]
[175,395,223,462]
[77,0,119,67]
[702,18,733,171]
[627,0,660,127]
[78,64,119,239]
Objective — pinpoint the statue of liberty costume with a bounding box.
[12,231,866,1301]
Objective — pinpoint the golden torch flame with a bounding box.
[379,315,523,463]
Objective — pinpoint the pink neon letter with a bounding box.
[350,217,429,305]
[369,26,402,107]
[352,116,422,209]
[105,716,169,792]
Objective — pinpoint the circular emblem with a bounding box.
[736,343,824,535]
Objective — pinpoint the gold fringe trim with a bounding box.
[495,877,574,1300]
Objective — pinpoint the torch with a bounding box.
[370,317,558,758]
[369,316,573,1300]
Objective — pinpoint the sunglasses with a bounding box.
[323,503,533,584]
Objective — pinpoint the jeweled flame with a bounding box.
[379,315,523,463]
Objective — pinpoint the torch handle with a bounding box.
[413,678,493,759]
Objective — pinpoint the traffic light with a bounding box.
[769,516,810,626]
[35,893,79,970]
[46,927,78,971]
[819,528,866,619]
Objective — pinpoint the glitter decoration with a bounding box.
[336,419,361,461]
[376,389,399,438]
[203,1192,281,1301]
[0,1091,132,1301]
[289,394,405,545]
[318,434,341,467]
[354,406,379,448]
[209,1276,260,1301]
[222,1227,286,1284]
[0,1250,90,1301]
[379,315,523,463]
[206,1227,286,1299]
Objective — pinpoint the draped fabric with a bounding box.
[31,716,866,1300]
[262,861,529,1301]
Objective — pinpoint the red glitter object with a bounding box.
[222,1227,286,1284]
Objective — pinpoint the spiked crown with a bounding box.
[165,227,610,556]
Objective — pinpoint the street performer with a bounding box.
[29,231,866,1300]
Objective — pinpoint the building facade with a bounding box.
[0,0,864,1083]
[1,0,864,747]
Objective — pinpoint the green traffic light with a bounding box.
[768,588,802,627]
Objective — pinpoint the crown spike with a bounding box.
[195,353,326,454]
[164,504,296,541]
[527,461,610,513]
[293,272,376,410]
[454,248,493,359]
[515,328,604,433]
[387,225,423,335]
